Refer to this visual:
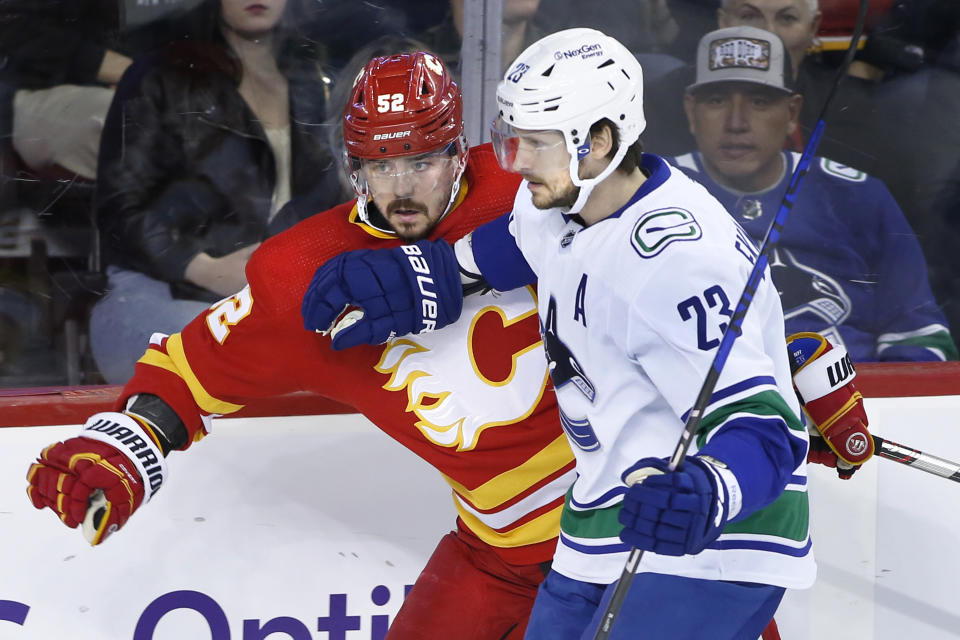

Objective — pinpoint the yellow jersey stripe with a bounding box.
[442,433,574,510]
[137,348,182,376]
[454,498,562,548]
[165,333,245,415]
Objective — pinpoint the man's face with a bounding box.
[509,130,578,210]
[363,150,459,241]
[684,82,801,192]
[718,0,820,75]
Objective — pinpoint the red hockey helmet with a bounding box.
[344,52,465,158]
[342,51,469,229]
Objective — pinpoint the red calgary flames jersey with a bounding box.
[120,144,575,566]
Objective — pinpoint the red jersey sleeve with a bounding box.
[118,201,361,446]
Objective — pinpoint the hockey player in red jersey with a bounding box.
[25,51,869,640]
[26,52,565,640]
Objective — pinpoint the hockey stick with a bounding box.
[874,435,960,482]
[592,3,871,638]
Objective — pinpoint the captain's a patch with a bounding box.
[631,208,702,258]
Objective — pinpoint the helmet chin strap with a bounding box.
[351,172,394,235]
[562,140,631,215]
[440,137,470,220]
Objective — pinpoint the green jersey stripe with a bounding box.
[696,390,805,449]
[724,489,809,541]
[561,485,808,542]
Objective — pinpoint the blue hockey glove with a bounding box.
[617,456,731,557]
[301,239,463,350]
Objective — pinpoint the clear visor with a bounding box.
[489,117,568,174]
[357,146,456,194]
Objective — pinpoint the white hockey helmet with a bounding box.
[492,28,646,214]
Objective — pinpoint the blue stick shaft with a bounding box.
[591,2,869,637]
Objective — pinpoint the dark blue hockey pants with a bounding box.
[524,569,784,640]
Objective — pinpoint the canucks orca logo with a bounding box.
[543,297,596,401]
[542,297,600,451]
[558,408,600,451]
[769,247,851,327]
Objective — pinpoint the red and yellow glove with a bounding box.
[26,412,167,544]
[787,332,874,479]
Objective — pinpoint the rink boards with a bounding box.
[1,378,959,639]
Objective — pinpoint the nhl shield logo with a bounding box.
[631,208,702,258]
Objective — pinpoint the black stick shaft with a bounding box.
[874,435,960,482]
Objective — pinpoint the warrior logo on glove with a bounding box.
[26,412,168,545]
[787,332,875,478]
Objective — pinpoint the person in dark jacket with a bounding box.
[0,0,197,178]
[89,0,341,384]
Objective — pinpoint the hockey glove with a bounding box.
[617,456,734,557]
[26,412,167,545]
[787,332,874,479]
[302,239,463,350]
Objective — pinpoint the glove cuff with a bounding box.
[81,412,168,503]
[697,456,742,520]
[399,241,463,334]
[790,334,856,403]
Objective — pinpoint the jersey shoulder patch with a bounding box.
[630,207,702,259]
[818,158,867,183]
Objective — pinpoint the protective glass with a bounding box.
[359,148,456,193]
[489,117,568,174]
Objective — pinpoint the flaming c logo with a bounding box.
[375,288,549,451]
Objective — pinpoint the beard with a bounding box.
[386,198,435,241]
[531,181,579,210]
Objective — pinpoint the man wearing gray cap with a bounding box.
[673,26,955,364]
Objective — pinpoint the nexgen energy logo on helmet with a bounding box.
[554,43,603,60]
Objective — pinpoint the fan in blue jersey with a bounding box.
[671,25,957,363]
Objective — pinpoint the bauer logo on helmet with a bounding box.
[373,131,411,141]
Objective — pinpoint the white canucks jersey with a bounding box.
[506,154,815,588]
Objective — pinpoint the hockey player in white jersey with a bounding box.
[302,28,815,639]
[478,29,813,640]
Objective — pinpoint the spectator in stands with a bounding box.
[642,0,823,156]
[0,0,198,180]
[720,0,821,79]
[89,0,342,384]
[791,0,960,351]
[671,26,956,362]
